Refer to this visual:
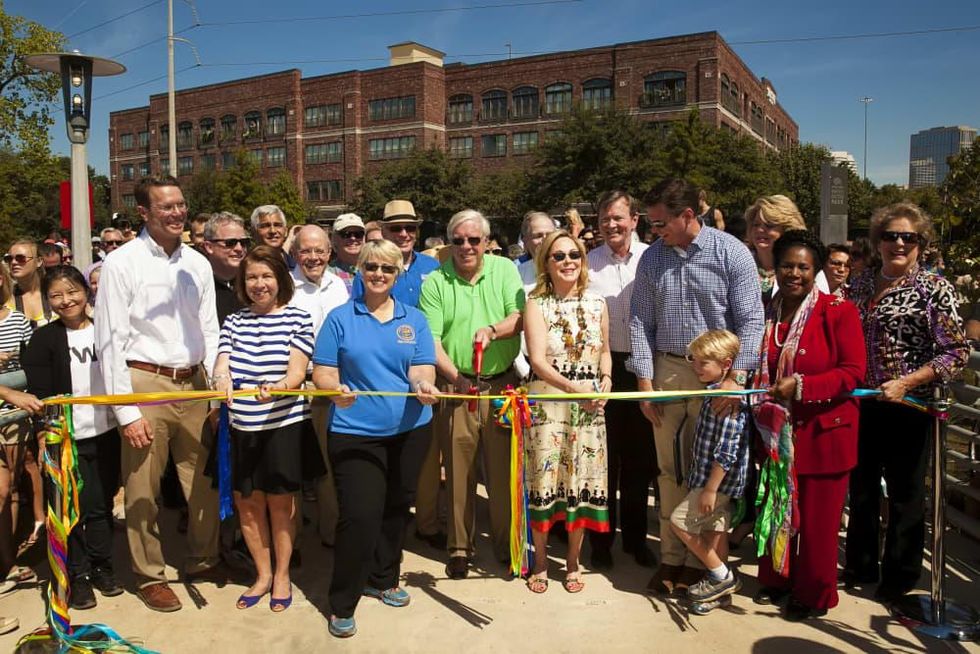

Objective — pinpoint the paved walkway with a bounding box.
[2,499,980,653]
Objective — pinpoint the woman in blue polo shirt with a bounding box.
[313,239,439,639]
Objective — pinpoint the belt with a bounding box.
[475,367,514,382]
[127,360,200,381]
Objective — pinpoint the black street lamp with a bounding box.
[24,51,125,269]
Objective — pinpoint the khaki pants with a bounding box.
[310,394,338,545]
[437,371,517,559]
[123,368,219,587]
[653,353,705,568]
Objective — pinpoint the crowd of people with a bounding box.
[0,174,972,639]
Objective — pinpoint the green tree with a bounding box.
[471,166,531,231]
[708,129,780,218]
[662,108,719,188]
[265,169,308,224]
[214,150,265,220]
[0,7,65,155]
[770,143,832,228]
[185,168,223,216]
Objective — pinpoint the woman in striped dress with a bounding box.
[211,245,324,612]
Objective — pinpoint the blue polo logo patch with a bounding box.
[396,324,416,344]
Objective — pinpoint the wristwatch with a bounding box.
[731,370,748,386]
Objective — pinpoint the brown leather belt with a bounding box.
[127,360,200,381]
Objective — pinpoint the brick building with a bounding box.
[108,31,798,217]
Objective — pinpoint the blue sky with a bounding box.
[11,0,980,186]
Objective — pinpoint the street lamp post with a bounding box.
[24,51,125,271]
[860,96,873,181]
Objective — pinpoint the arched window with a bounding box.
[158,123,169,148]
[481,89,507,121]
[729,81,740,117]
[582,78,612,110]
[220,114,236,141]
[266,107,285,136]
[448,94,473,124]
[177,121,193,149]
[720,75,733,113]
[511,86,539,119]
[642,71,686,107]
[199,117,215,145]
[544,82,572,115]
[243,111,261,139]
[750,101,764,135]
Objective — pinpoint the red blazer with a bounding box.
[772,293,867,475]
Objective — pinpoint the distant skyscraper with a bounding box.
[909,125,976,188]
[830,150,857,174]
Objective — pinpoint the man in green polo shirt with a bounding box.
[419,209,525,579]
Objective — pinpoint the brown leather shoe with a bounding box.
[136,582,182,612]
[646,563,681,595]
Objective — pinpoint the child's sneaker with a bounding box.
[686,570,741,603]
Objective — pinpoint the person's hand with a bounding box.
[473,327,494,351]
[257,381,283,403]
[0,351,15,365]
[711,378,743,418]
[452,373,473,396]
[214,375,233,408]
[769,376,797,402]
[0,388,44,414]
[595,376,613,411]
[880,377,910,403]
[639,401,662,427]
[414,380,440,405]
[330,384,356,409]
[122,417,154,448]
[699,488,717,516]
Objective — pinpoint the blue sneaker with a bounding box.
[328,615,356,638]
[362,586,411,607]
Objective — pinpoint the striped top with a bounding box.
[0,310,32,375]
[217,305,315,432]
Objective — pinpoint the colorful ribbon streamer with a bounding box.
[493,387,535,578]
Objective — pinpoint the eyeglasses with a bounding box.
[102,240,123,247]
[298,247,328,257]
[362,262,399,275]
[150,201,187,213]
[489,248,503,256]
[550,250,583,263]
[385,224,418,234]
[339,230,365,240]
[451,236,484,247]
[208,238,251,249]
[3,254,33,265]
[826,259,850,269]
[880,231,920,245]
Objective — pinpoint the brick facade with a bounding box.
[109,31,798,216]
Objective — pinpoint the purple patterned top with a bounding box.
[847,266,968,399]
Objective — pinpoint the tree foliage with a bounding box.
[0,7,65,156]
[263,169,307,225]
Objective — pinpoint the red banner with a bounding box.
[59,181,95,231]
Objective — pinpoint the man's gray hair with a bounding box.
[205,211,246,240]
[520,211,553,240]
[250,204,286,231]
[446,209,490,240]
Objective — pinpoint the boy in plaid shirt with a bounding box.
[669,329,749,603]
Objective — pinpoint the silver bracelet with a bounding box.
[792,373,804,402]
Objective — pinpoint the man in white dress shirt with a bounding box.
[95,176,226,612]
[585,190,657,571]
[288,225,349,547]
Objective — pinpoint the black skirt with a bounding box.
[231,419,326,497]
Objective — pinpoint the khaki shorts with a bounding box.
[670,487,731,534]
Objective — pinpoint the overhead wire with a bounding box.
[66,0,163,39]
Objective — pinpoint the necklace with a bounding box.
[879,268,904,281]
[773,302,798,349]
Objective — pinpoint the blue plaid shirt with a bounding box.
[628,227,764,380]
[687,386,750,497]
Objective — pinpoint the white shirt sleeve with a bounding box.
[198,269,219,377]
[94,255,143,426]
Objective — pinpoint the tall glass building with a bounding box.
[909,125,976,188]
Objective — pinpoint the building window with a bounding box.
[122,194,136,208]
[119,133,134,150]
[267,108,286,136]
[447,94,473,124]
[481,90,507,122]
[511,86,539,119]
[544,82,573,115]
[159,124,168,149]
[543,129,563,143]
[243,111,262,139]
[305,103,342,127]
[221,151,236,169]
[201,154,216,171]
[368,96,415,121]
[766,117,777,144]
[750,102,764,135]
[138,130,149,148]
[512,131,538,155]
[160,159,170,175]
[200,118,215,145]
[266,146,286,167]
[178,156,193,176]
[121,164,134,180]
[729,82,740,117]
[642,71,686,107]
[220,114,237,141]
[368,136,416,160]
[305,142,342,164]
[249,149,263,165]
[481,134,506,157]
[448,136,473,158]
[307,180,342,202]
[138,161,150,177]
[720,75,734,114]
[582,79,612,110]
[177,121,193,149]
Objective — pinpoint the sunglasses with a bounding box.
[550,250,583,263]
[102,240,123,247]
[362,262,399,275]
[451,236,484,247]
[489,248,503,256]
[386,224,418,234]
[339,230,365,240]
[880,231,920,244]
[3,254,33,265]
[208,238,252,249]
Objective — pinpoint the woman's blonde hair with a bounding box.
[745,195,806,232]
[529,230,589,298]
[0,263,12,306]
[688,329,740,364]
[564,207,584,229]
[357,238,404,273]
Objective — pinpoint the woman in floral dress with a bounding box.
[523,230,612,594]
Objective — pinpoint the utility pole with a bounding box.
[860,96,873,180]
[167,0,176,174]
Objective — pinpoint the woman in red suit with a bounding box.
[752,230,867,621]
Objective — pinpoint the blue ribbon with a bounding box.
[217,403,234,521]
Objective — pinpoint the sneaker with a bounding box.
[686,571,741,603]
[70,577,97,610]
[328,615,357,638]
[362,586,411,607]
[91,568,124,597]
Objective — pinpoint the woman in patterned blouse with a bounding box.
[843,202,969,603]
